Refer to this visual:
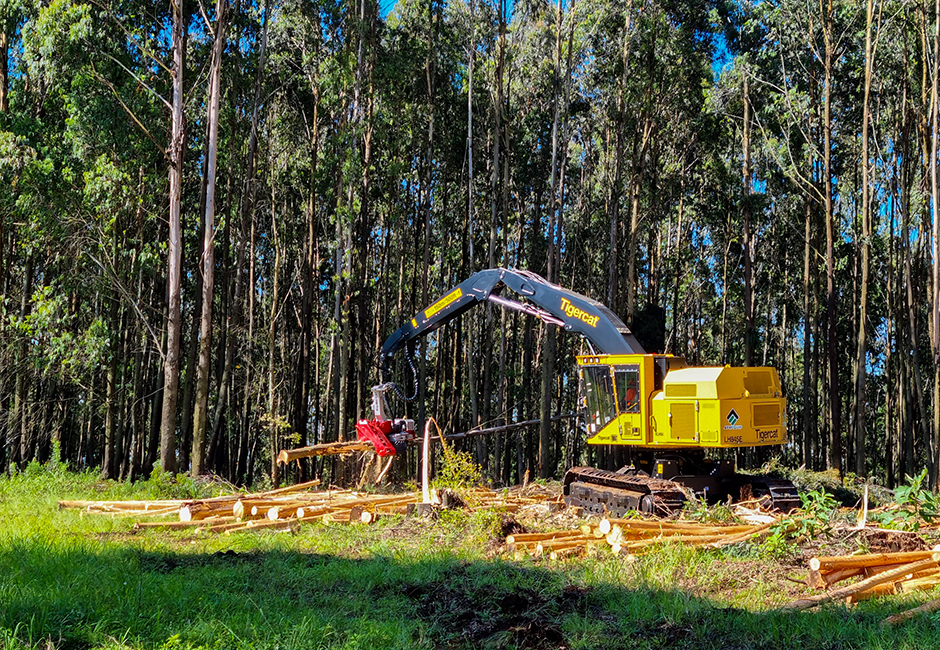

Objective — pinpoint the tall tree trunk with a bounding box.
[293,93,318,472]
[803,197,815,468]
[854,0,879,477]
[160,0,187,473]
[822,0,841,473]
[608,1,634,313]
[742,66,755,367]
[0,29,8,113]
[540,0,567,479]
[626,116,653,326]
[233,0,267,483]
[931,0,940,488]
[467,0,475,273]
[102,297,119,479]
[11,254,33,467]
[268,190,282,484]
[192,0,228,476]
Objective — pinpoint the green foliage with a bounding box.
[770,488,838,541]
[871,469,940,531]
[134,467,224,501]
[757,459,880,508]
[21,0,92,84]
[432,450,484,491]
[760,532,800,562]
[681,491,735,523]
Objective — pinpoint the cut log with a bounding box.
[809,547,940,573]
[277,441,372,464]
[549,546,585,560]
[506,530,585,545]
[360,511,380,524]
[59,499,188,510]
[845,581,897,604]
[598,518,756,537]
[882,596,940,626]
[898,573,940,592]
[536,539,595,553]
[179,502,219,522]
[806,567,863,589]
[133,517,236,530]
[780,556,940,611]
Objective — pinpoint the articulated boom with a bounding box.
[360,267,645,457]
[360,268,798,513]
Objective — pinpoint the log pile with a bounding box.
[57,481,567,535]
[58,480,428,534]
[506,517,771,560]
[788,546,940,609]
[462,485,565,513]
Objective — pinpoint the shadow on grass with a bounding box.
[2,540,940,650]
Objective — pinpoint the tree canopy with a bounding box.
[0,0,935,488]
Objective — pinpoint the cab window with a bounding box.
[614,366,641,414]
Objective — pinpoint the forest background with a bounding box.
[0,0,932,490]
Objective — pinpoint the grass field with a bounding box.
[4,463,940,649]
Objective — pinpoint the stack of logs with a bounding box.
[506,518,772,560]
[785,547,940,609]
[59,480,425,534]
[58,482,566,535]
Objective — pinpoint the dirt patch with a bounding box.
[499,515,527,538]
[693,559,806,608]
[137,549,319,573]
[401,564,585,649]
[90,530,140,540]
[857,528,929,553]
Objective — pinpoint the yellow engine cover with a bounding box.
[581,355,787,450]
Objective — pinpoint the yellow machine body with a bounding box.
[579,354,787,449]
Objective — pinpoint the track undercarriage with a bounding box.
[563,451,800,517]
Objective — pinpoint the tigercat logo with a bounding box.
[723,408,742,431]
[560,298,600,328]
[425,288,463,319]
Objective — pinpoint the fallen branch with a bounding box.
[882,596,940,626]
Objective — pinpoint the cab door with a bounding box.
[613,365,643,442]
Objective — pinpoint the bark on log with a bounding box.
[180,502,229,522]
[506,530,584,545]
[780,556,940,611]
[845,581,897,604]
[806,567,863,589]
[59,499,187,509]
[809,547,940,572]
[598,518,756,536]
[882,595,940,626]
[276,441,372,464]
[133,517,236,529]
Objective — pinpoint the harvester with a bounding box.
[351,268,798,515]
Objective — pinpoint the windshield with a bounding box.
[582,366,617,429]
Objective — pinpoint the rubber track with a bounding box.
[563,467,687,516]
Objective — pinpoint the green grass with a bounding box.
[5,466,940,649]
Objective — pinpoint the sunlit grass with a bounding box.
[5,466,940,649]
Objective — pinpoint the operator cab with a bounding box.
[579,354,688,446]
[578,353,786,450]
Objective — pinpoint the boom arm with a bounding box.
[379,268,643,378]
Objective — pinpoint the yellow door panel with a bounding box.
[670,402,696,442]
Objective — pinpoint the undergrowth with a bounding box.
[3,467,940,649]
